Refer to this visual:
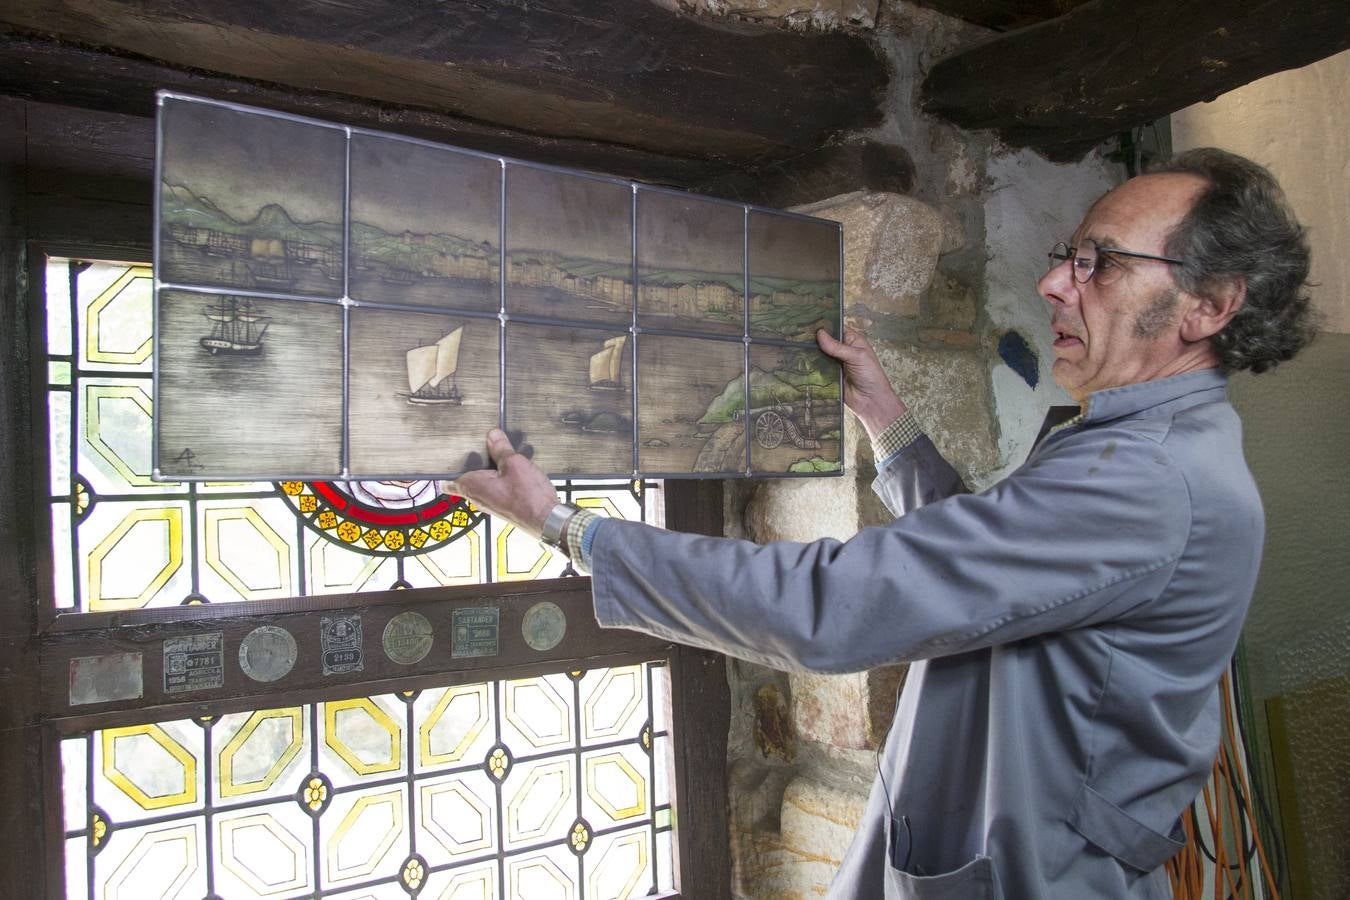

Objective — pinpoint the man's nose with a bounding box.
[1037,260,1077,306]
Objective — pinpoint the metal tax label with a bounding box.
[163,632,225,694]
[320,615,365,675]
[451,607,499,658]
[383,611,434,665]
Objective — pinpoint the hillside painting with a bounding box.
[504,165,634,328]
[745,344,842,475]
[747,210,841,343]
[349,134,501,312]
[637,189,744,336]
[158,97,346,298]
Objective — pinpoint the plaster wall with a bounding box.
[1170,48,1350,334]
[1172,49,1350,898]
[982,149,1117,482]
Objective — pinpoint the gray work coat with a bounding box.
[588,369,1263,899]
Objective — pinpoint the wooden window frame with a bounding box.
[0,95,731,899]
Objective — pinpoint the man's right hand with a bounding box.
[817,328,908,440]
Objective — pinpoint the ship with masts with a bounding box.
[200,297,271,354]
[404,328,464,405]
[588,336,626,391]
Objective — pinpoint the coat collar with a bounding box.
[1081,368,1229,424]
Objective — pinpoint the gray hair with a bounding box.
[1151,148,1317,374]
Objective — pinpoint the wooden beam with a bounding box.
[0,0,887,170]
[906,0,1074,32]
[921,0,1350,161]
[0,33,738,188]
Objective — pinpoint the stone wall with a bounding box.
[696,3,1123,897]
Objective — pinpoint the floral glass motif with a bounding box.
[44,258,661,610]
[61,664,677,899]
[154,92,844,480]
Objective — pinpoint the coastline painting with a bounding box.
[747,210,841,343]
[347,309,500,476]
[505,323,633,476]
[158,98,346,298]
[637,335,746,475]
[746,343,843,476]
[505,165,633,328]
[637,189,744,336]
[156,290,343,477]
[349,134,501,313]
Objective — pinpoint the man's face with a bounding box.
[1038,173,1208,403]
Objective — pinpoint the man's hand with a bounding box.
[445,429,559,538]
[816,328,908,439]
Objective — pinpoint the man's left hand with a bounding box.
[445,429,559,538]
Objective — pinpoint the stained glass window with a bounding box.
[61,663,675,898]
[47,255,682,893]
[44,258,662,612]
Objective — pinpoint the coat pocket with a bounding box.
[884,854,1001,900]
[1068,783,1186,874]
[883,815,1002,900]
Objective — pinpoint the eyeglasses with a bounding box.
[1047,240,1184,285]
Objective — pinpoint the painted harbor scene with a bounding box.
[637,188,744,336]
[157,290,344,478]
[158,98,346,297]
[748,209,842,343]
[349,133,501,313]
[504,165,633,328]
[505,323,634,476]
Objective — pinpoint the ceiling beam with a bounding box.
[921,0,1350,160]
[0,0,888,176]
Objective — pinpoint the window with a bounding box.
[29,254,722,899]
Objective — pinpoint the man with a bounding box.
[451,148,1315,898]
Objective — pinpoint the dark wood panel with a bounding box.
[0,0,888,172]
[922,0,1350,160]
[40,577,671,719]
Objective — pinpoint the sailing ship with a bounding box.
[200,297,270,354]
[405,327,464,405]
[588,336,626,391]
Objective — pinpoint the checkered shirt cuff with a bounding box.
[563,507,599,562]
[873,410,923,460]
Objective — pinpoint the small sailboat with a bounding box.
[200,297,270,354]
[405,327,464,405]
[588,336,626,392]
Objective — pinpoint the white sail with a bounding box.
[429,327,463,388]
[406,345,439,393]
[589,336,626,386]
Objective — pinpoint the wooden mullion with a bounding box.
[662,480,731,899]
[0,94,50,900]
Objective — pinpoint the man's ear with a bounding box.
[1180,277,1246,342]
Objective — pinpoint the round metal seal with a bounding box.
[383,611,434,665]
[522,601,567,652]
[238,625,297,683]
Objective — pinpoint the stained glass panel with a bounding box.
[44,259,662,612]
[152,93,843,480]
[62,662,675,899]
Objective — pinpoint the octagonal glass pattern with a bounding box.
[44,259,662,612]
[62,662,674,898]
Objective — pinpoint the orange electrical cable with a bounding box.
[1166,670,1281,900]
